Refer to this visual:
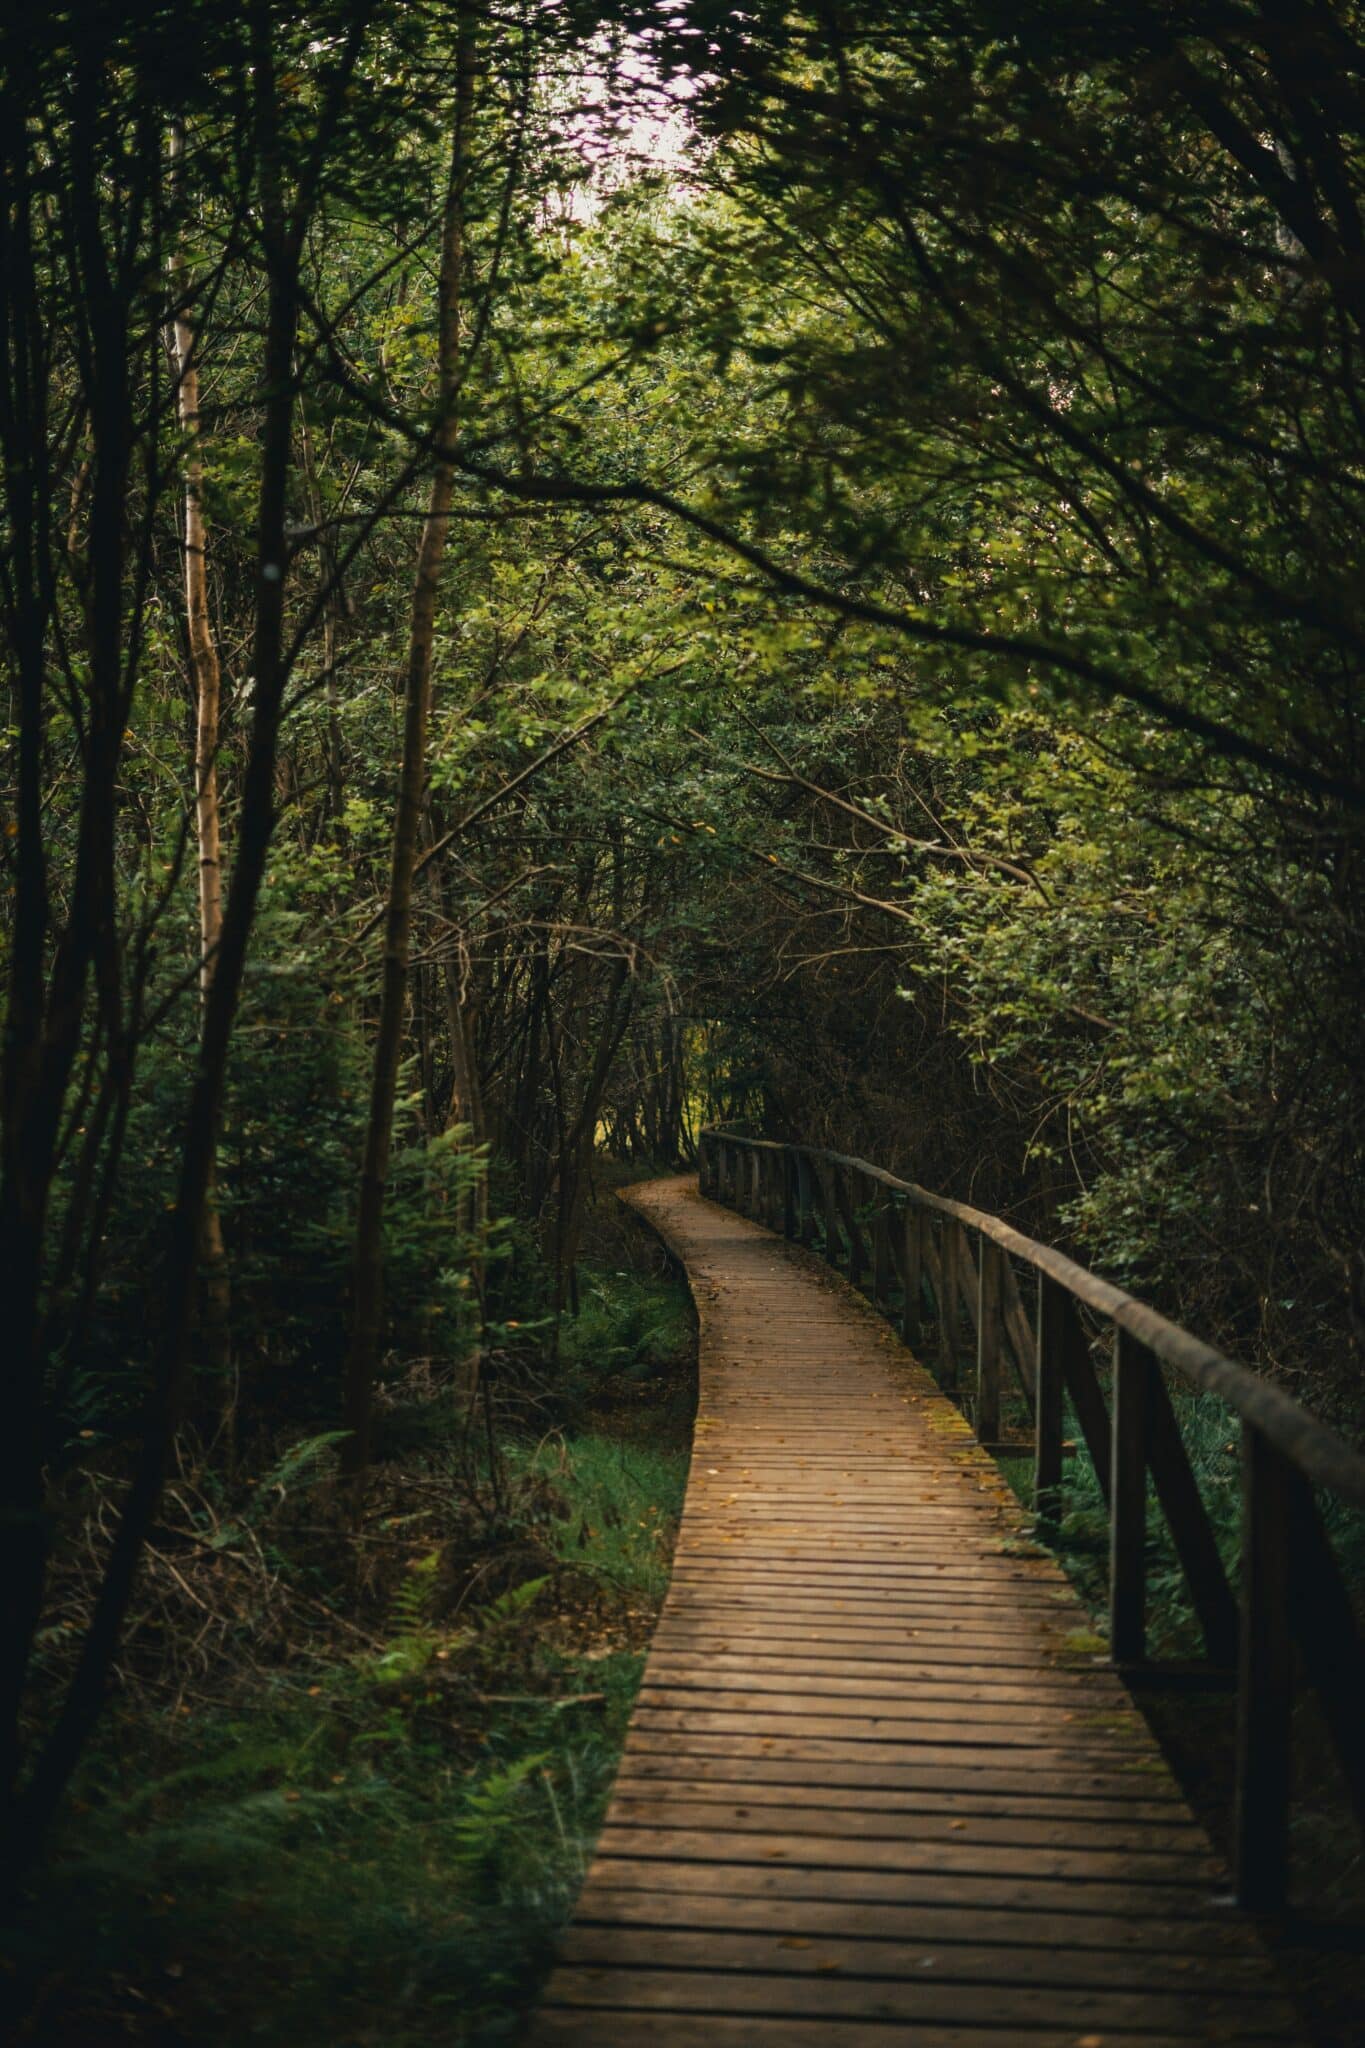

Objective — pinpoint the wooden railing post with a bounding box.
[845,1168,865,1287]
[1059,1301,1112,1509]
[1110,1328,1153,1665]
[1145,1372,1239,1668]
[1034,1275,1067,1522]
[782,1149,797,1239]
[872,1200,891,1309]
[938,1221,961,1388]
[975,1237,1003,1442]
[822,1162,841,1270]
[902,1202,923,1348]
[799,1155,816,1245]
[1234,1422,1294,1911]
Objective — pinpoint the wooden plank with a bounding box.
[540,1966,1296,2036]
[591,1822,1218,1880]
[647,1647,1123,1688]
[605,1797,1209,1858]
[558,1925,1286,2001]
[610,1775,1198,1826]
[571,1882,1263,1961]
[650,1631,1127,1671]
[531,2014,1206,2048]
[615,1754,1191,1808]
[638,1673,1142,1719]
[628,1709,1164,1758]
[580,1849,1238,1917]
[620,1727,1178,1784]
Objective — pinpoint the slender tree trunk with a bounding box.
[296,396,349,830]
[424,778,489,1403]
[343,24,476,1477]
[170,120,233,1432]
[437,927,487,1418]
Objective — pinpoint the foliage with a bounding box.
[4,0,1365,2024]
[4,1254,690,2044]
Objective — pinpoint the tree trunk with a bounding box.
[343,21,476,1478]
[170,119,233,1434]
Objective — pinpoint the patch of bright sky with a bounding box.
[555,26,703,225]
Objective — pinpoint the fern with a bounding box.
[371,1551,443,1683]
[449,1754,550,1878]
[209,1430,349,1550]
[477,1576,548,1634]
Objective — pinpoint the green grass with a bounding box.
[6,1520,661,2048]
[994,1386,1365,1656]
[507,1434,689,1605]
[6,1633,643,2046]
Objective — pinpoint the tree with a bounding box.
[343,6,480,1477]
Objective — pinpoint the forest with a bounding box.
[2,1,1364,2042]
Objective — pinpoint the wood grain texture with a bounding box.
[524,1176,1301,2047]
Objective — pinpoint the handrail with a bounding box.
[697,1125,1365,1915]
[705,1133,1365,1506]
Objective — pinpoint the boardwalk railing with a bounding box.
[698,1128,1365,1914]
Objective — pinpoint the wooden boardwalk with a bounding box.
[527,1177,1301,2047]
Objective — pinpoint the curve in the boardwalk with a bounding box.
[525,1175,1300,2048]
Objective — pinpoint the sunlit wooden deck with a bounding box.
[526,1175,1300,2046]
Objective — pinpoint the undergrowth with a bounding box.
[994,1387,1365,1660]
[3,1251,694,2048]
